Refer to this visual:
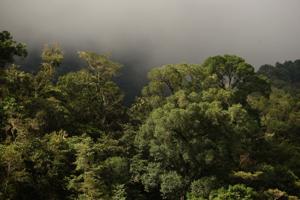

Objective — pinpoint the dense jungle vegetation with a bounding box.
[1,30,300,200]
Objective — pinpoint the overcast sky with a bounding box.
[1,0,300,69]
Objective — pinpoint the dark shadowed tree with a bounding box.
[0,31,27,68]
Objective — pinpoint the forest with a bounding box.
[1,30,300,200]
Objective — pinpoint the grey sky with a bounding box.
[1,0,300,69]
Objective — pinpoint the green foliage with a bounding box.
[133,90,258,197]
[202,55,270,104]
[209,184,257,200]
[0,30,27,67]
[233,171,263,181]
[78,51,121,81]
[0,131,73,199]
[57,68,125,136]
[2,64,34,99]
[143,63,199,96]
[67,135,129,200]
[263,188,300,200]
[258,60,300,94]
[160,171,184,199]
[41,44,64,67]
[187,176,219,199]
[112,184,127,200]
[1,31,300,199]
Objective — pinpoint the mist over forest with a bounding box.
[1,0,300,200]
[2,0,300,103]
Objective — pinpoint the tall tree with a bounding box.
[258,60,300,95]
[0,31,27,67]
[57,51,125,136]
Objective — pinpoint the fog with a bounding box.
[1,0,300,101]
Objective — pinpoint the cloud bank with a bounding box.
[1,0,300,101]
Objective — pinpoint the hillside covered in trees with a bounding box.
[1,31,300,200]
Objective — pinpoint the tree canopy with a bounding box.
[1,31,300,200]
[0,31,27,67]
